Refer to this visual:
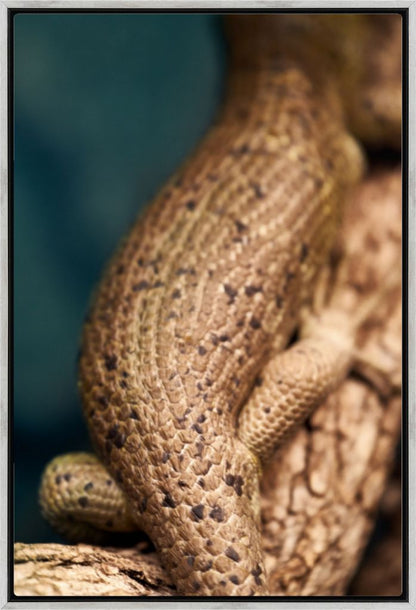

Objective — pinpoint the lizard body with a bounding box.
[39,15,401,595]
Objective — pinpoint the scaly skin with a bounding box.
[39,15,401,595]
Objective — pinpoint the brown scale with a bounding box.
[39,15,401,595]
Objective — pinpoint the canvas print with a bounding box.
[13,11,403,597]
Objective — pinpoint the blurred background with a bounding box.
[14,12,226,543]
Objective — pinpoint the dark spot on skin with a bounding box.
[153,280,165,288]
[220,580,227,586]
[107,425,119,440]
[129,409,139,420]
[200,560,213,572]
[97,395,108,408]
[195,442,204,457]
[252,565,263,586]
[115,265,124,274]
[209,506,225,522]
[191,504,204,521]
[236,318,244,328]
[225,547,241,562]
[230,575,240,585]
[225,474,244,496]
[217,408,223,415]
[84,482,93,492]
[250,317,261,330]
[198,478,205,488]
[119,380,128,389]
[178,480,188,488]
[211,334,219,346]
[232,376,240,387]
[192,423,203,434]
[286,271,295,284]
[176,267,192,276]
[187,556,195,567]
[162,452,170,464]
[205,378,212,387]
[300,243,309,262]
[104,354,117,371]
[132,280,149,291]
[206,539,213,547]
[314,175,324,189]
[202,393,208,402]
[55,475,61,485]
[162,493,176,509]
[276,295,283,308]
[105,519,113,528]
[197,414,206,423]
[223,284,237,304]
[167,311,177,320]
[235,220,247,233]
[255,376,263,387]
[245,285,263,297]
[139,497,148,513]
[106,479,113,486]
[197,382,203,391]
[63,473,71,482]
[193,581,201,592]
[186,200,196,211]
[226,461,231,470]
[198,345,207,356]
[78,496,88,508]
[263,407,271,414]
[225,474,235,487]
[234,476,244,496]
[219,334,230,342]
[236,143,250,154]
[251,182,265,198]
[172,289,181,299]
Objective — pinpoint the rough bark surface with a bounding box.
[14,165,402,597]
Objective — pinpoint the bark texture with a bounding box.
[14,165,402,597]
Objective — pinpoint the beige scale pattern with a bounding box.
[39,15,401,596]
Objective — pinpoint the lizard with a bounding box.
[39,14,401,595]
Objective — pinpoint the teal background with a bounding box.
[14,13,225,543]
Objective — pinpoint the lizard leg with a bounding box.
[39,452,138,544]
[238,309,354,464]
[238,263,401,465]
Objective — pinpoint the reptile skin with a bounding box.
[39,15,401,595]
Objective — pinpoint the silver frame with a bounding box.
[1,2,413,608]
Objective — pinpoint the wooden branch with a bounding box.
[14,164,402,597]
[349,462,402,596]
